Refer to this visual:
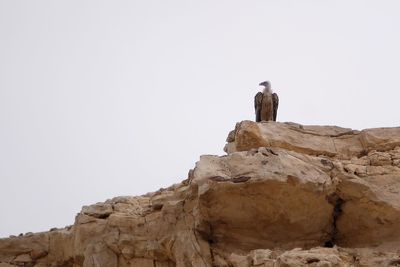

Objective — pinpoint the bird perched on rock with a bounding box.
[254,81,279,122]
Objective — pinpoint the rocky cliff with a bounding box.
[1,121,400,267]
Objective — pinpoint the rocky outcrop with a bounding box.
[1,121,400,267]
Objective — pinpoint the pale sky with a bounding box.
[0,1,399,237]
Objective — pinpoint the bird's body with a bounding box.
[254,81,279,122]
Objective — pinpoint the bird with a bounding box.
[254,81,279,122]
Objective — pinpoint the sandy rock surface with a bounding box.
[1,121,400,267]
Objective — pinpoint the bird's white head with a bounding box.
[259,81,272,94]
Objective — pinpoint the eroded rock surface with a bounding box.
[1,121,400,267]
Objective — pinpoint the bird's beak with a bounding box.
[259,82,264,86]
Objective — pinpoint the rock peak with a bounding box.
[1,121,400,266]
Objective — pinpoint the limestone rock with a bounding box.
[224,121,400,160]
[1,121,400,267]
[276,247,349,267]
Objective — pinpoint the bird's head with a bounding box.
[259,81,271,89]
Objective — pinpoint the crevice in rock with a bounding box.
[209,176,230,182]
[358,149,368,157]
[208,235,216,267]
[191,229,209,266]
[151,203,164,211]
[96,213,111,219]
[231,176,251,183]
[267,148,278,156]
[388,258,400,266]
[328,131,358,138]
[287,124,356,138]
[320,159,334,170]
[324,193,344,248]
[306,258,320,264]
[181,205,210,266]
[84,213,112,220]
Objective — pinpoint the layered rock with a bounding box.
[1,121,400,267]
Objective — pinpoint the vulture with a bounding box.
[254,81,279,122]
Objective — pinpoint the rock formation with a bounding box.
[1,121,400,267]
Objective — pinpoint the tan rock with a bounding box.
[225,121,357,157]
[130,258,155,267]
[369,151,392,166]
[350,156,370,165]
[192,149,334,251]
[228,253,250,267]
[155,261,176,267]
[249,249,273,265]
[13,253,32,263]
[81,203,113,218]
[276,247,348,267]
[360,127,400,152]
[30,249,48,260]
[1,121,400,266]
[225,121,400,160]
[343,163,367,177]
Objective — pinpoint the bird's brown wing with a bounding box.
[272,93,279,121]
[254,92,263,122]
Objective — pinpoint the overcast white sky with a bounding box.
[0,1,399,237]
